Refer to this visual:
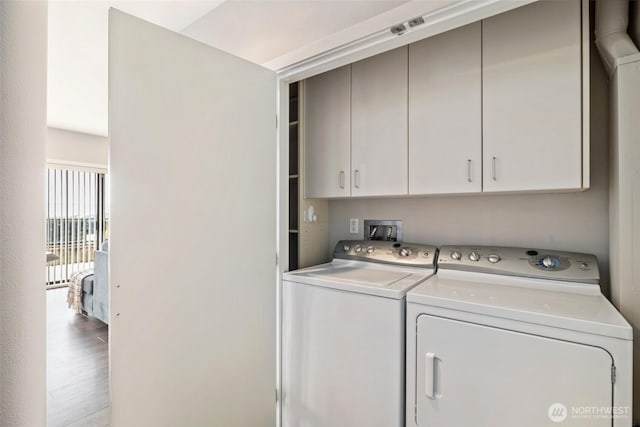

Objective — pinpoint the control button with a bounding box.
[526,250,539,256]
[366,246,375,254]
[528,256,568,272]
[399,248,412,257]
[468,251,480,262]
[343,244,350,252]
[540,256,559,269]
[422,251,429,258]
[451,251,462,260]
[354,244,362,253]
[487,254,500,264]
[580,262,589,269]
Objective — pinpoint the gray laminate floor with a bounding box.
[47,287,110,427]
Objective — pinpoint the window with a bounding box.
[46,168,108,286]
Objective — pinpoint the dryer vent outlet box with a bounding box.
[364,220,403,241]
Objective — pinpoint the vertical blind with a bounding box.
[46,168,108,285]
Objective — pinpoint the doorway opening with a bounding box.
[46,166,110,427]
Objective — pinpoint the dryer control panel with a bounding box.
[438,245,599,284]
[334,240,437,269]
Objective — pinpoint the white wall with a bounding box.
[0,1,48,426]
[47,0,108,136]
[608,54,640,424]
[329,30,611,292]
[47,127,109,170]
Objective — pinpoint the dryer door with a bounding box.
[415,315,613,427]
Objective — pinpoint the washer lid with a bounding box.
[407,270,632,340]
[283,259,433,299]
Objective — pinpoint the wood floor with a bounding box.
[47,287,110,427]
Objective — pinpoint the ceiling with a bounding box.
[47,0,410,136]
[47,1,535,137]
[182,1,408,65]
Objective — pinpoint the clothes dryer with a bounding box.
[406,246,633,427]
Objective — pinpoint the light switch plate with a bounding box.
[349,218,359,234]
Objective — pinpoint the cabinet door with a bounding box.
[110,10,276,426]
[482,0,583,192]
[352,47,408,197]
[409,22,481,195]
[304,66,351,198]
[415,315,612,427]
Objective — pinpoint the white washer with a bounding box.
[406,246,633,427]
[282,240,437,427]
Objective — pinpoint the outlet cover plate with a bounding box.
[349,218,359,234]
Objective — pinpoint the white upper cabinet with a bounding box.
[304,65,352,198]
[482,0,583,192]
[351,47,408,197]
[302,0,586,199]
[409,22,482,195]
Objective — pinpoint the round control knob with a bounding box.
[541,256,558,269]
[354,244,362,253]
[399,248,412,257]
[366,246,375,254]
[343,244,350,252]
[468,251,480,262]
[451,251,462,260]
[487,254,500,264]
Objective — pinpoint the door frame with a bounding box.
[273,1,546,425]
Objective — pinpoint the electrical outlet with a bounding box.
[349,218,359,234]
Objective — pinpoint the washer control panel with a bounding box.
[438,245,599,283]
[335,240,437,268]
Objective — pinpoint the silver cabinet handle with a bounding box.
[467,159,472,183]
[354,170,360,189]
[339,171,345,189]
[492,156,497,181]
